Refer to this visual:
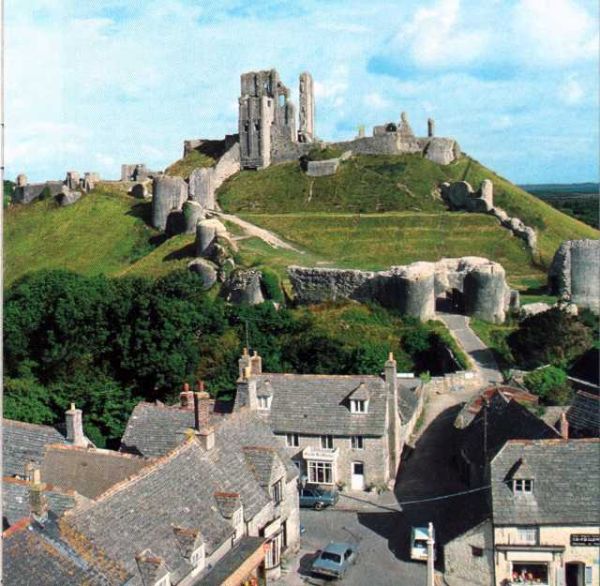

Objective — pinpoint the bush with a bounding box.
[260,268,284,303]
[306,146,345,161]
[508,308,593,369]
[524,366,573,405]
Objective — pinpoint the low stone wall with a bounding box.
[306,159,340,177]
[289,256,512,323]
[549,239,600,311]
[423,370,482,395]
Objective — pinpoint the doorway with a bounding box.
[351,462,365,490]
[566,562,585,586]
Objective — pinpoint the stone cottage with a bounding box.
[233,349,424,491]
[119,391,301,582]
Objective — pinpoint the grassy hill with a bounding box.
[4,183,158,286]
[218,154,598,287]
[5,153,598,297]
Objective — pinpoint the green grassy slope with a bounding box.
[218,154,598,286]
[4,184,157,286]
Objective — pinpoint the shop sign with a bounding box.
[570,534,600,547]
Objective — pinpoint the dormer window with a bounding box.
[154,576,170,586]
[350,400,368,413]
[190,545,205,569]
[257,396,272,410]
[513,479,533,494]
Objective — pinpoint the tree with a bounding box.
[3,377,55,425]
[508,308,593,369]
[523,366,572,405]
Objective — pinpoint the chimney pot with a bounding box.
[560,412,569,440]
[66,403,86,447]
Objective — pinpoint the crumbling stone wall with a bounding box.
[549,239,600,311]
[441,180,537,252]
[298,72,315,143]
[151,176,188,231]
[121,164,158,182]
[289,257,511,323]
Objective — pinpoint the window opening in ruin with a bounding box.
[279,94,285,108]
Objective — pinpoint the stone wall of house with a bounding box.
[444,520,494,586]
[289,257,512,323]
[494,525,600,586]
[549,239,600,312]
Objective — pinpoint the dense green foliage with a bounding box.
[523,365,572,405]
[507,308,594,370]
[4,179,14,207]
[4,270,462,446]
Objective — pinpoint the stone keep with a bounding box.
[549,239,600,311]
[298,72,315,143]
[239,70,296,169]
[151,176,188,231]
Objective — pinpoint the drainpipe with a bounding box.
[426,522,435,586]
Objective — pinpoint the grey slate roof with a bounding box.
[2,517,128,586]
[460,393,560,469]
[119,402,223,457]
[41,445,150,499]
[2,477,81,529]
[255,373,388,436]
[68,409,297,585]
[65,441,236,585]
[491,438,600,525]
[243,446,287,488]
[398,382,421,423]
[214,492,242,519]
[567,391,599,437]
[3,419,66,478]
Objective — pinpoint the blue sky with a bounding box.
[6,0,599,183]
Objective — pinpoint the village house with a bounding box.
[118,390,301,582]
[566,348,599,438]
[491,438,600,586]
[233,349,424,491]
[454,388,561,488]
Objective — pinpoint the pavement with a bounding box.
[437,312,503,383]
[274,383,488,586]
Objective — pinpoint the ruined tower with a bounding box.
[298,72,315,143]
[238,69,296,169]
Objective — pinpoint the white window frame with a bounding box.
[307,460,334,485]
[257,396,271,410]
[154,576,171,586]
[320,435,333,449]
[350,400,368,413]
[516,526,537,545]
[286,433,299,447]
[351,436,364,450]
[513,479,533,494]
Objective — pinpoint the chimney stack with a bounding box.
[560,412,569,440]
[194,392,211,431]
[239,348,251,378]
[66,403,86,447]
[180,382,194,410]
[250,351,262,375]
[29,469,47,520]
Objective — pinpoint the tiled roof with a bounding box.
[2,419,66,477]
[243,446,287,488]
[119,401,224,457]
[67,409,297,585]
[41,445,150,499]
[2,477,82,529]
[2,517,128,585]
[254,373,388,436]
[567,391,599,437]
[568,348,599,388]
[460,393,560,469]
[491,439,600,525]
[214,492,242,519]
[398,382,421,423]
[65,440,235,585]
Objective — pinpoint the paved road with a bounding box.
[276,384,487,586]
[437,312,503,383]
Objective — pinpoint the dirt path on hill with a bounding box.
[211,211,304,253]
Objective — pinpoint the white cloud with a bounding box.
[558,75,585,105]
[364,92,391,110]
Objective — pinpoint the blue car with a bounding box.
[311,542,358,579]
[299,486,339,510]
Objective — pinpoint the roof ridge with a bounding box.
[44,444,149,460]
[65,438,197,512]
[2,475,79,495]
[2,517,30,538]
[255,373,382,380]
[2,418,64,433]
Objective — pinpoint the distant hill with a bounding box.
[521,183,599,229]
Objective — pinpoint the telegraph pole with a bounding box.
[1,0,5,580]
[426,522,435,586]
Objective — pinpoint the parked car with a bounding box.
[312,542,358,579]
[299,486,339,510]
[410,525,435,561]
